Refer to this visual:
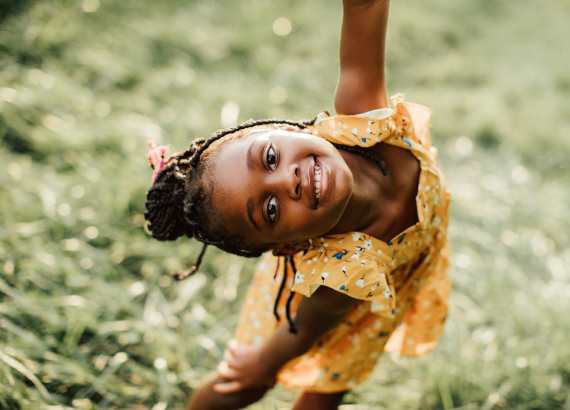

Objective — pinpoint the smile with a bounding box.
[310,155,327,209]
[314,161,321,201]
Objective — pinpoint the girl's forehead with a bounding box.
[244,127,313,141]
[208,126,317,160]
[244,128,273,140]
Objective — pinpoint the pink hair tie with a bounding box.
[147,141,176,183]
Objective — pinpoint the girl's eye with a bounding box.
[265,144,278,171]
[265,196,279,224]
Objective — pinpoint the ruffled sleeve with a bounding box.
[291,234,397,317]
[390,94,433,148]
[309,94,433,150]
[309,109,396,147]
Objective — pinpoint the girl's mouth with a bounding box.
[311,155,328,210]
[314,159,321,203]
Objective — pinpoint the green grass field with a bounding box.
[1,0,569,408]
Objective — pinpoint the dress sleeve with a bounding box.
[309,108,396,147]
[309,94,433,149]
[291,235,397,317]
[391,94,433,147]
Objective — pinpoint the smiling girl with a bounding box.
[145,1,450,409]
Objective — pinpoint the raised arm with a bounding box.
[335,0,390,114]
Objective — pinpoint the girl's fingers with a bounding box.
[223,349,240,370]
[217,361,239,379]
[223,348,234,363]
[213,380,243,394]
[228,339,239,354]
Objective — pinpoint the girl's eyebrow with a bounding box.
[246,130,273,170]
[245,137,268,230]
[246,198,261,231]
[246,140,258,170]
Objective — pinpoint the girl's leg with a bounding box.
[187,373,270,410]
[292,391,347,410]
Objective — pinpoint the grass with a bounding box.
[1,0,569,408]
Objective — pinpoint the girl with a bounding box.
[145,1,450,409]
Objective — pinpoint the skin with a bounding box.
[209,127,386,249]
[187,1,421,409]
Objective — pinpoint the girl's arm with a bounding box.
[259,286,359,373]
[335,0,390,115]
[214,286,359,393]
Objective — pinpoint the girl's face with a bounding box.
[208,128,354,250]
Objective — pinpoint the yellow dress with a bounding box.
[234,95,451,393]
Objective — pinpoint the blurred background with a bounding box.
[1,0,569,409]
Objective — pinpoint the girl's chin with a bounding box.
[311,206,347,237]
[320,157,352,208]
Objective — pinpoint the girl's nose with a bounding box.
[288,163,301,200]
[265,162,301,200]
[268,163,301,200]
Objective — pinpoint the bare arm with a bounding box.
[259,286,359,374]
[214,286,359,393]
[335,0,390,114]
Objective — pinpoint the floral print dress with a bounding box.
[234,95,451,393]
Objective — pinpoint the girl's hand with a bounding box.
[213,341,276,394]
[213,288,358,395]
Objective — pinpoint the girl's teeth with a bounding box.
[314,164,321,200]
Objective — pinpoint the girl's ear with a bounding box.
[272,240,310,256]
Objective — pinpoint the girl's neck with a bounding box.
[326,150,392,236]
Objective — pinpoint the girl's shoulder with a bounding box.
[308,94,433,151]
[290,232,397,316]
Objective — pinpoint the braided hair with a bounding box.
[144,118,317,275]
[144,115,389,331]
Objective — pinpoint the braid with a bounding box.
[144,138,205,241]
[145,117,314,279]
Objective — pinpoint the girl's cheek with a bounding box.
[284,217,315,239]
